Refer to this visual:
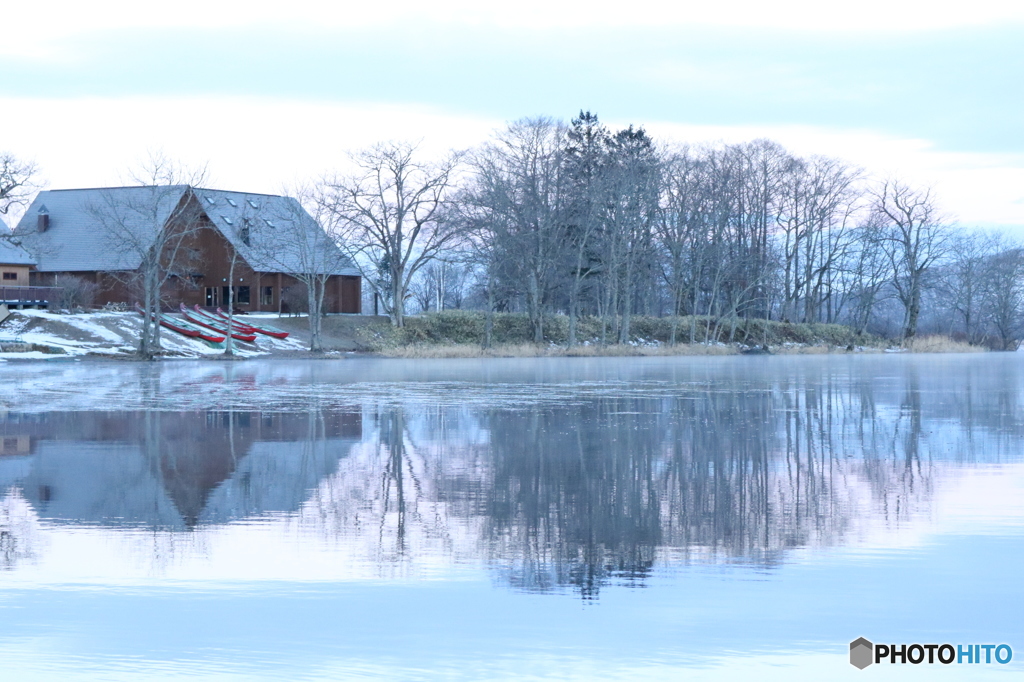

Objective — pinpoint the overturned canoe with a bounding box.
[179,304,258,343]
[214,307,290,339]
[190,305,261,335]
[136,304,226,344]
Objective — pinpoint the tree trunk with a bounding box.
[617,267,633,345]
[224,254,236,356]
[527,271,543,343]
[139,272,153,359]
[152,270,162,351]
[568,291,578,347]
[904,283,922,340]
[308,278,324,353]
[390,266,403,327]
[484,266,495,350]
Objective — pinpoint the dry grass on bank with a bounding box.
[903,335,987,353]
[380,342,741,359]
[355,312,992,358]
[384,339,1000,359]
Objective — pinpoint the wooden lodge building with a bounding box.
[11,185,362,314]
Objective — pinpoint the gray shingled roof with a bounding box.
[14,186,358,276]
[194,188,358,277]
[15,186,190,271]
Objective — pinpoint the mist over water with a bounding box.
[1,355,1022,679]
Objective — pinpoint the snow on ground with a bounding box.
[0,310,306,360]
[0,351,62,362]
[17,310,126,344]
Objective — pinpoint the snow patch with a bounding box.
[0,310,306,359]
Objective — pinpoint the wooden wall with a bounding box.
[0,264,31,286]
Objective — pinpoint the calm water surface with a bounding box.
[1,354,1022,680]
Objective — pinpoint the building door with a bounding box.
[205,287,218,307]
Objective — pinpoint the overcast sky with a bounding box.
[3,1,1023,228]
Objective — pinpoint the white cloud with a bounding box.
[641,120,1024,227]
[4,1,1024,57]
[4,95,1024,228]
[0,96,499,195]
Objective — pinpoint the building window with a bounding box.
[261,286,274,305]
[2,272,16,280]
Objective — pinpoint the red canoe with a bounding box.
[189,305,257,334]
[136,304,226,343]
[179,304,258,343]
[214,307,290,339]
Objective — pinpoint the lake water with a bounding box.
[1,354,1022,680]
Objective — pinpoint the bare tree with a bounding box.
[1,154,42,251]
[776,155,862,323]
[937,231,1000,343]
[409,258,472,313]
[253,186,353,353]
[871,179,949,340]
[217,199,277,356]
[54,274,99,311]
[981,246,1024,350]
[88,157,210,358]
[464,119,568,342]
[323,142,462,328]
[0,153,41,222]
[843,217,892,334]
[449,187,506,348]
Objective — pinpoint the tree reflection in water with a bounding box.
[314,365,1024,599]
[2,359,1023,597]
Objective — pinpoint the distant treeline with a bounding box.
[319,112,1023,350]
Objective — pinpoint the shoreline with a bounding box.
[0,308,993,361]
[1,339,991,362]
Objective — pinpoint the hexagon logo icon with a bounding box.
[850,638,874,669]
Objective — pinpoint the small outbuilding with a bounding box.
[1,214,37,287]
[1,217,49,307]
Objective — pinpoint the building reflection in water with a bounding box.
[0,410,362,533]
[2,361,1023,598]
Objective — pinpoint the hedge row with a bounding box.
[358,311,879,349]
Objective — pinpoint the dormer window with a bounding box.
[247,199,259,209]
[263,218,275,228]
[240,226,251,246]
[204,196,216,205]
[226,198,237,207]
[221,216,233,226]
